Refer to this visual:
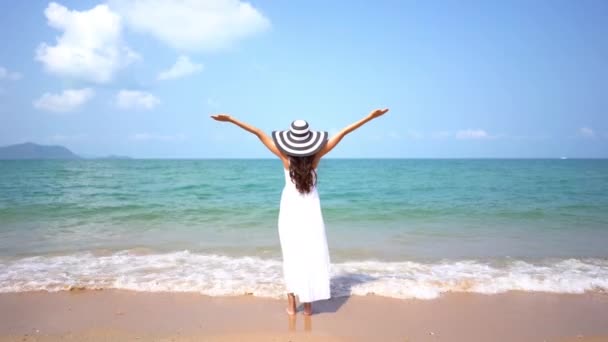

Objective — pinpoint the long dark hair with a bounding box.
[289,154,317,194]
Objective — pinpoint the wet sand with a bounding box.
[1,290,607,341]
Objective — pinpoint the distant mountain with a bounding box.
[0,142,81,160]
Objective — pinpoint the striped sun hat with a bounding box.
[272,120,328,157]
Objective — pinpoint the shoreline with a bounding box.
[4,252,608,298]
[1,290,607,341]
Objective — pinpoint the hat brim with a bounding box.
[272,130,328,157]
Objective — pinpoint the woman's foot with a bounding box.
[303,302,312,316]
[286,293,296,316]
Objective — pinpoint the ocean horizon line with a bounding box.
[2,157,608,160]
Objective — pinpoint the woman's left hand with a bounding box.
[368,108,389,119]
[210,114,232,122]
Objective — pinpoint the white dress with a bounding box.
[278,167,331,302]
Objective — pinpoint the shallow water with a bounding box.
[1,159,607,298]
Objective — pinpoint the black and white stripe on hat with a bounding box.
[272,120,328,157]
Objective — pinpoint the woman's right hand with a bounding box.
[210,114,232,122]
[368,108,389,119]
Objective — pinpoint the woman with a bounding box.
[210,108,389,315]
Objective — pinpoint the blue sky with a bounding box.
[0,0,607,158]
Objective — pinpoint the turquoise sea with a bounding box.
[1,159,607,299]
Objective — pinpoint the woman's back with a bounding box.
[278,165,329,303]
[282,167,319,195]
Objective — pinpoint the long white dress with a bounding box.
[278,167,331,302]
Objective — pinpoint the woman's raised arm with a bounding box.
[316,108,389,160]
[211,114,288,166]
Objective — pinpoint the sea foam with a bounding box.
[1,251,607,299]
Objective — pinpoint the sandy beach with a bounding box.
[0,290,607,341]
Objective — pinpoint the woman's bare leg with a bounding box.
[286,293,296,315]
[303,302,312,316]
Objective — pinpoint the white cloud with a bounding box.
[456,129,491,140]
[109,0,270,51]
[0,67,22,80]
[578,127,595,138]
[116,90,160,110]
[158,55,203,80]
[34,88,95,112]
[35,2,138,83]
[130,133,186,142]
